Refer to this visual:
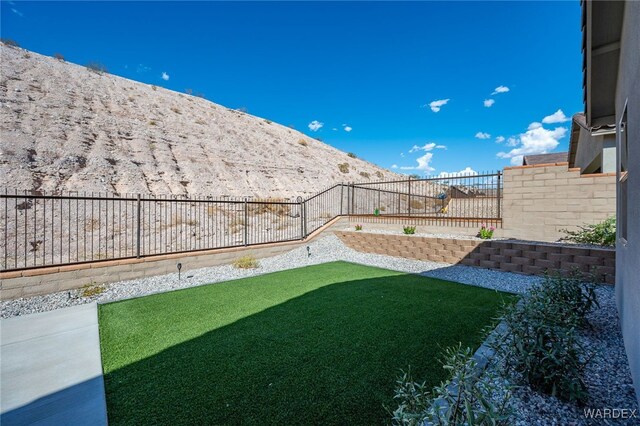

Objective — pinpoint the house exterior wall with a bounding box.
[615,0,640,405]
[575,128,617,173]
[501,162,616,242]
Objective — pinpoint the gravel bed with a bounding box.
[1,234,537,319]
[487,285,639,425]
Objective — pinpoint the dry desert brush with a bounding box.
[232,255,260,269]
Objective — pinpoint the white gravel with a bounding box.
[1,234,537,319]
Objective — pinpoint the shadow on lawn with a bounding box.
[101,273,512,426]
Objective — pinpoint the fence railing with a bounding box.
[1,172,501,271]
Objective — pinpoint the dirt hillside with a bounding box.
[0,44,397,198]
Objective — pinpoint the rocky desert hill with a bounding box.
[0,44,397,198]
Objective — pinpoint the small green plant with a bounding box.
[232,255,259,269]
[478,223,495,239]
[347,152,357,158]
[338,163,350,173]
[53,52,65,61]
[403,226,416,235]
[374,209,380,216]
[560,217,615,247]
[1,38,19,48]
[355,224,363,231]
[86,61,108,74]
[391,345,512,426]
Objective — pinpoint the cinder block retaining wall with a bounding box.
[502,162,616,242]
[335,231,615,284]
[0,218,348,300]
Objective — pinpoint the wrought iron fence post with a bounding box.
[340,184,344,215]
[297,196,304,239]
[497,171,502,219]
[243,198,248,246]
[136,194,141,258]
[408,177,412,216]
[351,183,355,215]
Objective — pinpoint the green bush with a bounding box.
[491,273,598,404]
[391,345,512,426]
[560,217,615,247]
[403,226,416,235]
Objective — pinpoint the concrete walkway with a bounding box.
[1,303,108,425]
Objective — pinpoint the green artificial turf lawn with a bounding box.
[99,261,515,425]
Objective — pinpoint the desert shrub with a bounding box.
[264,119,272,124]
[560,217,615,247]
[1,38,19,48]
[185,88,193,95]
[298,139,308,147]
[53,52,65,61]
[409,199,423,210]
[354,224,363,231]
[171,107,181,114]
[359,171,370,179]
[375,171,384,179]
[391,345,512,426]
[379,206,386,212]
[251,198,291,216]
[86,61,108,74]
[80,283,106,298]
[149,120,157,126]
[338,163,350,174]
[403,226,416,235]
[491,273,598,404]
[233,255,259,269]
[347,152,357,158]
[151,85,157,91]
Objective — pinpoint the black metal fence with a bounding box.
[1,172,501,271]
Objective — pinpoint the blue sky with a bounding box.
[1,1,583,176]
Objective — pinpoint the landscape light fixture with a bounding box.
[177,262,182,280]
[307,246,311,257]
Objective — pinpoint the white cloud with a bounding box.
[437,167,479,178]
[475,132,491,139]
[542,109,570,124]
[136,64,151,73]
[308,120,323,132]
[409,142,448,153]
[497,123,568,165]
[332,128,338,131]
[492,85,510,95]
[495,136,505,143]
[343,125,352,132]
[427,99,450,113]
[391,164,398,169]
[484,99,495,108]
[409,153,436,172]
[161,72,170,81]
[11,8,23,17]
[400,152,405,157]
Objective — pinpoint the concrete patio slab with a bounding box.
[1,303,107,426]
